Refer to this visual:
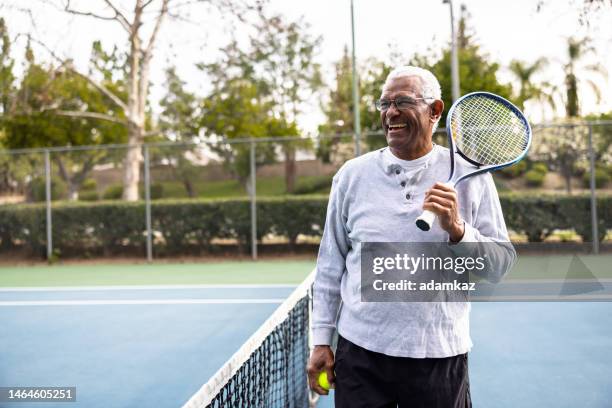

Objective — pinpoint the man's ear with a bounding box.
[430,99,444,122]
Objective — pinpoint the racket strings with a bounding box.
[451,96,529,165]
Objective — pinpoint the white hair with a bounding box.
[383,66,441,100]
[382,65,442,131]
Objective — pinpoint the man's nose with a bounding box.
[386,103,400,118]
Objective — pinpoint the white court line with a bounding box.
[484,278,612,284]
[2,281,611,292]
[471,294,612,301]
[0,284,298,292]
[0,298,285,307]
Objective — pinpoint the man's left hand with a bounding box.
[423,182,465,242]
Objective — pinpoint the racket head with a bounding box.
[446,92,532,176]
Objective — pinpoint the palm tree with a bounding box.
[508,58,556,113]
[563,37,607,117]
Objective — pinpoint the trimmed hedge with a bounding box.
[582,168,610,188]
[525,170,545,186]
[102,183,165,200]
[28,177,68,202]
[0,194,610,258]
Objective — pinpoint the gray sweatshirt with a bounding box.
[312,145,516,358]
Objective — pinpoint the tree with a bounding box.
[247,9,323,193]
[198,8,321,193]
[508,58,556,113]
[318,47,354,137]
[1,40,128,200]
[0,31,37,199]
[158,66,201,197]
[359,58,394,150]
[0,18,14,117]
[324,5,515,155]
[537,0,612,25]
[532,121,589,194]
[317,46,364,162]
[200,78,283,191]
[562,37,607,118]
[198,42,290,191]
[318,50,395,156]
[430,6,514,123]
[319,6,516,157]
[585,111,612,163]
[11,0,253,201]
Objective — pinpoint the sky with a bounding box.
[3,0,612,133]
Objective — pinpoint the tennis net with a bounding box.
[182,270,316,408]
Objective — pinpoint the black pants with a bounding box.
[334,335,471,408]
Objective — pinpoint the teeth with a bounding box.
[388,124,407,129]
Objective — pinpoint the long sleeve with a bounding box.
[312,174,350,346]
[451,173,517,283]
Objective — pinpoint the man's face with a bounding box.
[379,76,433,154]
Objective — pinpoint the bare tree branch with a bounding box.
[55,110,127,124]
[138,0,169,116]
[142,0,157,8]
[25,36,129,112]
[70,68,128,112]
[0,4,38,28]
[62,0,131,32]
[63,0,116,21]
[102,0,133,31]
[143,0,169,60]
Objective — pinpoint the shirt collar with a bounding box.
[381,145,437,174]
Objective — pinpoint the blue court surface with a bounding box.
[1,285,611,407]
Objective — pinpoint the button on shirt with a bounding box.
[382,147,432,204]
[312,146,516,358]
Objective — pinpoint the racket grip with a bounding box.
[415,210,437,231]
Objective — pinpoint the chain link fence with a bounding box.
[1,121,611,262]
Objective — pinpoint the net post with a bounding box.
[144,145,153,262]
[587,123,599,254]
[44,149,53,261]
[250,139,258,260]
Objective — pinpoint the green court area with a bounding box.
[0,260,316,287]
[507,254,612,280]
[0,253,610,288]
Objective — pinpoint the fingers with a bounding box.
[422,201,453,218]
[425,182,457,201]
[423,183,458,214]
[325,360,336,389]
[424,193,456,216]
[431,181,454,192]
[424,194,454,209]
[307,348,334,396]
[307,366,329,395]
[423,183,463,235]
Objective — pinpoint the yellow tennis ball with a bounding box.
[318,371,330,391]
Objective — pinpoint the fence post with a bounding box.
[587,123,599,254]
[144,145,153,262]
[44,149,53,261]
[250,140,258,260]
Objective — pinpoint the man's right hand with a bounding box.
[307,345,335,395]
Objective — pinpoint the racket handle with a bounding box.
[415,210,437,231]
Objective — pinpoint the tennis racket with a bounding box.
[415,92,532,231]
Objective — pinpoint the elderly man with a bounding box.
[307,66,515,407]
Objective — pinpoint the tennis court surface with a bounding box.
[1,256,612,407]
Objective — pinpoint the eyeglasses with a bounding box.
[375,96,432,112]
